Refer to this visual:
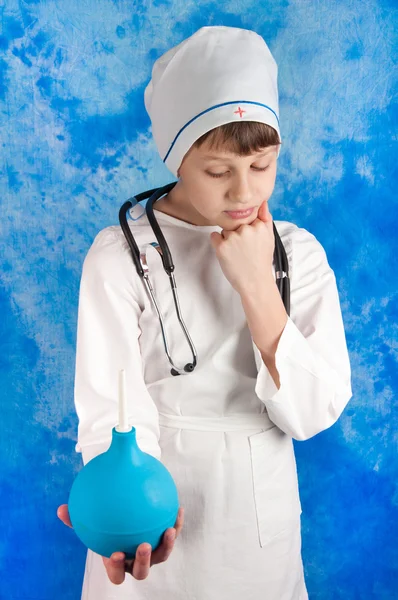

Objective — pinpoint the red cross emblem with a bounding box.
[234,106,246,118]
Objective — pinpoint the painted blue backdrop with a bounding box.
[1,0,397,598]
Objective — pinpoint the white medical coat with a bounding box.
[73,209,353,600]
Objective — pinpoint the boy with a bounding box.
[59,26,352,600]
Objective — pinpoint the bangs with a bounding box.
[192,121,281,156]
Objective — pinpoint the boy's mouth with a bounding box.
[224,208,254,219]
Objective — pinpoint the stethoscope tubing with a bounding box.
[119,182,290,375]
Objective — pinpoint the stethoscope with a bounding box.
[119,181,290,377]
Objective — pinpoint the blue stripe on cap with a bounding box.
[163,100,280,163]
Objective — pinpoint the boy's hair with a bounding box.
[192,121,281,156]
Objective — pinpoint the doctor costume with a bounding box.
[73,26,353,600]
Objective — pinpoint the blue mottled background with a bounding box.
[1,0,397,598]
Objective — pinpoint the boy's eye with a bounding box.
[207,172,226,178]
[206,166,269,178]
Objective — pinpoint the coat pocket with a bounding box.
[248,425,302,547]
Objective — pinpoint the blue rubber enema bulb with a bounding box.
[68,370,179,560]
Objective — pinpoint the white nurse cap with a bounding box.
[144,26,281,178]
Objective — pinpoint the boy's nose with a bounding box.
[228,178,254,206]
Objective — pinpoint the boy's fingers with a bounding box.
[62,507,184,582]
[151,528,176,564]
[132,544,152,580]
[57,504,73,528]
[175,507,184,537]
[103,554,126,585]
[151,507,184,565]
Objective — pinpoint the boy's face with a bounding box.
[170,139,279,230]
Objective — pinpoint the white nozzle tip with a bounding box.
[117,369,131,432]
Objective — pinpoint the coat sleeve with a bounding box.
[251,225,353,441]
[73,227,161,466]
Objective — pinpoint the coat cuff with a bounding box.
[251,316,352,440]
[252,315,300,401]
[252,314,346,404]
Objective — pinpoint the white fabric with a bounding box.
[74,209,352,599]
[144,26,282,177]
